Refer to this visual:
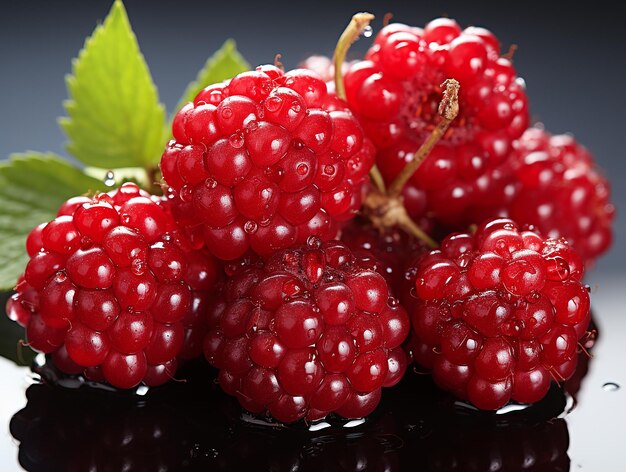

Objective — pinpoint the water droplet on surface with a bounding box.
[362,25,373,38]
[297,164,308,175]
[103,170,115,187]
[603,382,620,392]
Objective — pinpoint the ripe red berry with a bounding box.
[161,65,375,261]
[403,218,591,410]
[6,183,220,389]
[340,216,428,291]
[508,127,614,264]
[203,238,410,422]
[341,18,528,228]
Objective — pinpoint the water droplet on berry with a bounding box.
[362,25,373,37]
[205,178,217,189]
[131,259,146,276]
[515,77,527,89]
[162,233,172,242]
[545,256,570,281]
[292,139,305,149]
[265,96,282,112]
[245,119,258,131]
[323,164,335,176]
[244,220,258,234]
[180,185,193,203]
[290,101,302,113]
[388,297,399,307]
[120,213,131,224]
[229,133,245,148]
[306,236,321,248]
[297,164,309,175]
[221,107,233,119]
[103,170,115,187]
[54,272,67,283]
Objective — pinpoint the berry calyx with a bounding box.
[6,183,220,389]
[161,63,375,260]
[403,218,591,410]
[203,238,410,422]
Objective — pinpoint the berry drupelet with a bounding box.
[508,126,614,264]
[6,183,219,389]
[403,218,591,410]
[203,238,410,423]
[342,18,528,228]
[161,65,375,260]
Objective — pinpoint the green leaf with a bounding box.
[0,153,108,291]
[173,39,250,115]
[59,0,166,168]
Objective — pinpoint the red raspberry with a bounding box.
[342,18,528,228]
[6,183,219,389]
[403,218,591,410]
[160,65,375,260]
[203,238,410,423]
[508,127,614,264]
[340,216,428,290]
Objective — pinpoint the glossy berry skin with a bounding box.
[340,216,427,291]
[403,218,590,410]
[6,183,219,389]
[508,127,614,265]
[203,238,410,423]
[342,19,528,228]
[161,65,375,261]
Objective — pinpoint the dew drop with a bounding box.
[103,170,115,187]
[55,272,67,283]
[229,133,245,148]
[205,178,217,189]
[323,164,335,176]
[602,382,620,392]
[306,235,321,248]
[292,139,305,150]
[180,185,193,203]
[244,220,258,234]
[290,101,302,113]
[120,213,131,225]
[131,259,146,276]
[265,96,282,112]
[245,119,258,131]
[297,163,309,175]
[221,107,233,119]
[388,297,399,307]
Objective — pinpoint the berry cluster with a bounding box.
[203,238,410,421]
[7,183,219,389]
[343,18,528,227]
[161,65,375,260]
[508,127,614,264]
[404,218,590,409]
[5,11,611,424]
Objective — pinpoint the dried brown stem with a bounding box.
[363,190,438,248]
[387,79,460,199]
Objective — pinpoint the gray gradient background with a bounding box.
[0,0,625,277]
